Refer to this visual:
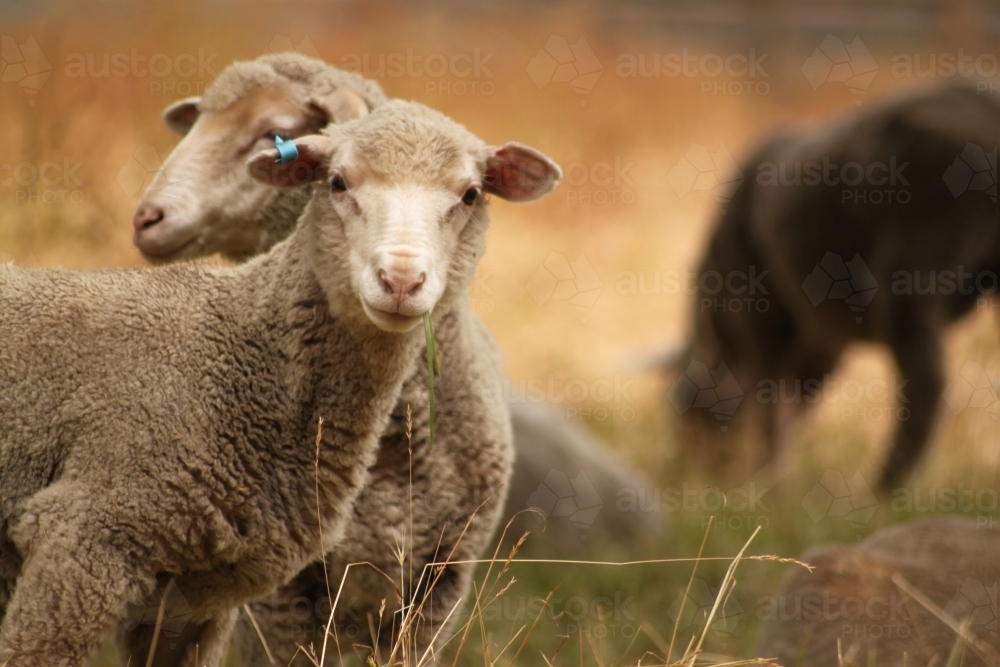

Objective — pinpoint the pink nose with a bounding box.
[133,207,164,233]
[378,270,425,298]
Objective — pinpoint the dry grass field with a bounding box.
[1,1,998,665]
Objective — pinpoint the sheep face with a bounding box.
[133,81,370,262]
[248,100,562,333]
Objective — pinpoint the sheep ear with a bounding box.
[483,143,563,202]
[163,97,201,135]
[307,89,370,124]
[247,134,333,188]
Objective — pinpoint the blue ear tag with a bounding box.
[274,136,299,164]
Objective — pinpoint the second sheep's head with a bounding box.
[247,100,563,333]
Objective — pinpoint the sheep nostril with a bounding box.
[407,273,426,296]
[378,270,396,295]
[378,270,426,298]
[133,208,165,233]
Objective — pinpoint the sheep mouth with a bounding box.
[134,232,200,263]
[362,302,424,333]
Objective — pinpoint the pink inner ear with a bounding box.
[485,146,551,201]
[164,101,200,132]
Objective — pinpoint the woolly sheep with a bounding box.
[0,99,561,667]
[135,54,651,665]
[132,52,386,263]
[757,517,999,666]
[668,83,1000,489]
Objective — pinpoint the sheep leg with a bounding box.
[0,530,20,627]
[121,602,239,667]
[879,318,944,491]
[0,520,147,667]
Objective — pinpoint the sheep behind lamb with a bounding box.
[132,52,386,263]
[0,100,561,667]
[131,53,652,666]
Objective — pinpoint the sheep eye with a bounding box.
[461,187,480,206]
[330,174,348,193]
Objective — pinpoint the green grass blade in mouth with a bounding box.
[423,312,441,451]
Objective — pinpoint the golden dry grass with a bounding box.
[2,2,999,665]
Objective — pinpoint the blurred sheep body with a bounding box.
[757,517,1000,666]
[134,53,649,666]
[675,83,1000,488]
[0,100,560,667]
[504,403,661,553]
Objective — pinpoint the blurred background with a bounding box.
[2,0,998,663]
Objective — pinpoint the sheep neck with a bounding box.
[235,225,425,557]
